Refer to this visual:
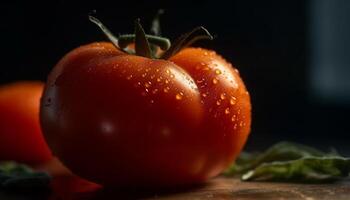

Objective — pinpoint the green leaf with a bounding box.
[242,156,350,183]
[223,141,349,183]
[224,141,337,176]
[0,161,51,191]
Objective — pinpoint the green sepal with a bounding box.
[161,26,213,59]
[134,19,152,58]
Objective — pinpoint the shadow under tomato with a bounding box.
[49,175,209,200]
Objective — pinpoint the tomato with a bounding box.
[40,19,251,188]
[0,81,52,164]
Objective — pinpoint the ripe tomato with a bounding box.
[40,20,251,188]
[0,81,52,164]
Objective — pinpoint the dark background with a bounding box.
[2,1,349,153]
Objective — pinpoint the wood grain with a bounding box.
[1,176,350,200]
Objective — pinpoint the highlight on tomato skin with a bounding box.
[0,81,52,165]
[39,17,251,188]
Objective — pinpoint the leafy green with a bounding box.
[242,156,350,182]
[224,141,349,183]
[0,161,51,190]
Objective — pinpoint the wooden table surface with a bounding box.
[154,177,350,200]
[1,176,350,200]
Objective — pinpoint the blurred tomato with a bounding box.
[0,81,52,164]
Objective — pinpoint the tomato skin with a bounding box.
[40,42,251,187]
[170,48,251,174]
[0,81,52,164]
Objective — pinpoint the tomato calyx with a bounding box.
[88,15,213,59]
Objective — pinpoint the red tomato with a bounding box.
[40,41,251,188]
[0,81,52,164]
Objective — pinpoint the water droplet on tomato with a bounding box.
[157,78,161,82]
[166,69,170,74]
[202,93,207,98]
[144,82,151,88]
[216,100,221,105]
[196,78,204,83]
[231,115,236,122]
[175,92,183,100]
[215,69,222,75]
[150,100,154,104]
[212,78,218,84]
[220,93,226,100]
[230,97,237,105]
[200,84,207,88]
[152,88,158,94]
[164,87,170,93]
[142,73,147,77]
[225,108,230,114]
[126,75,133,80]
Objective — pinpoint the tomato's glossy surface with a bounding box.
[40,42,251,187]
[0,81,52,164]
